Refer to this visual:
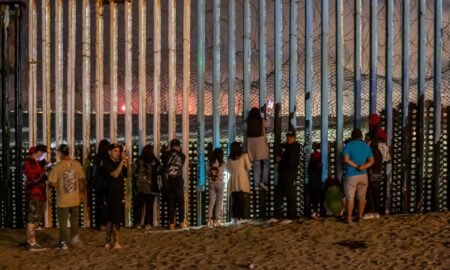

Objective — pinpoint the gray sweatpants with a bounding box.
[208,181,225,221]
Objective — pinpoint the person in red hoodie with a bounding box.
[24,144,50,251]
[364,113,388,219]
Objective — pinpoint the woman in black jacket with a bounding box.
[93,139,110,230]
[134,144,160,229]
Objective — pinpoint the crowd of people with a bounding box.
[23,108,389,251]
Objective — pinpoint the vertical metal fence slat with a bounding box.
[168,0,176,141]
[197,0,206,225]
[433,0,442,211]
[335,0,344,181]
[304,0,313,184]
[82,0,91,227]
[95,0,104,146]
[288,0,297,133]
[320,0,329,183]
[259,0,266,114]
[109,1,118,142]
[369,0,377,113]
[212,0,221,149]
[401,0,410,214]
[354,0,361,129]
[67,0,76,156]
[384,0,394,215]
[228,0,236,148]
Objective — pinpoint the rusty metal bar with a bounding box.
[138,0,146,149]
[109,1,118,142]
[168,0,176,141]
[95,0,104,146]
[67,0,76,156]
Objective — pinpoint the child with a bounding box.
[227,142,251,224]
[206,148,227,227]
[308,142,323,219]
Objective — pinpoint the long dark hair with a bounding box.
[140,144,157,164]
[209,148,224,167]
[94,139,110,166]
[229,142,243,161]
[247,107,263,137]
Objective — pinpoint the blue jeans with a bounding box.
[253,160,269,186]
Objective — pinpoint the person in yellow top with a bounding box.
[48,144,86,250]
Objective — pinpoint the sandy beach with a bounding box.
[0,212,448,270]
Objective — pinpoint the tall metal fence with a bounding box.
[0,0,449,228]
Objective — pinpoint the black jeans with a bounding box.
[273,182,297,220]
[231,192,248,220]
[366,180,382,214]
[135,193,156,226]
[164,178,185,225]
[95,191,107,229]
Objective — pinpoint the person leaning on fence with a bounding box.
[364,113,391,220]
[227,141,252,224]
[48,144,86,250]
[246,107,270,219]
[342,129,374,224]
[161,139,187,230]
[206,148,227,228]
[103,143,128,249]
[271,131,300,224]
[92,139,110,230]
[307,142,324,219]
[24,144,50,252]
[133,144,160,229]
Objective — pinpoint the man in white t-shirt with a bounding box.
[49,144,86,250]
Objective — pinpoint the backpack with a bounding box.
[164,151,183,179]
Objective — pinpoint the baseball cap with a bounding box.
[286,131,296,137]
[108,143,122,151]
[170,139,181,147]
[34,144,48,153]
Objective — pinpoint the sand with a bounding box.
[0,212,449,270]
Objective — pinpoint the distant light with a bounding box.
[121,105,126,112]
[267,99,274,110]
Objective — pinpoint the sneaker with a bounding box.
[311,212,320,220]
[179,222,188,229]
[135,225,142,229]
[362,213,374,220]
[280,219,293,225]
[267,218,279,224]
[35,226,44,231]
[260,182,268,191]
[56,241,69,250]
[374,213,381,219]
[29,243,46,252]
[144,224,152,230]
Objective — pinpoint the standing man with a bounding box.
[161,139,186,230]
[24,144,50,251]
[343,129,374,224]
[103,143,128,249]
[48,144,86,250]
[271,131,300,224]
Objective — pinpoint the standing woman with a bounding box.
[93,139,110,230]
[246,107,270,218]
[134,144,160,229]
[227,142,252,223]
[206,148,227,227]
